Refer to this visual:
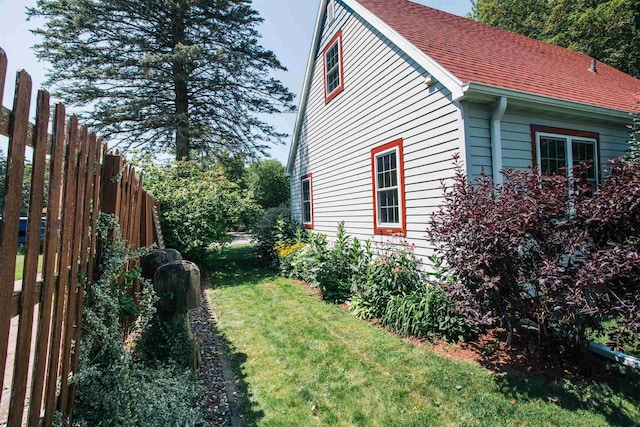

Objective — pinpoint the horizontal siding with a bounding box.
[502,110,630,173]
[464,102,631,180]
[290,0,463,263]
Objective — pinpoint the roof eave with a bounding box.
[286,0,328,175]
[458,82,635,123]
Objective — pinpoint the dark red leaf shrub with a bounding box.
[427,154,640,354]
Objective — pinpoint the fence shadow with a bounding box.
[192,275,264,426]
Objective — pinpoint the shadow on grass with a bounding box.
[494,365,640,426]
[469,330,640,426]
[199,244,272,425]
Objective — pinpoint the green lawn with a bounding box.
[15,254,44,281]
[206,245,640,426]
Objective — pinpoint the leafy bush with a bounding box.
[427,154,640,353]
[384,286,470,341]
[74,358,203,427]
[74,213,203,426]
[278,231,328,285]
[350,237,423,319]
[247,159,290,209]
[349,237,472,341]
[251,204,298,266]
[315,222,370,303]
[278,222,371,303]
[142,160,260,262]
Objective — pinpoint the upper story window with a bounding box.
[371,139,406,235]
[301,173,314,229]
[323,31,344,104]
[532,125,600,185]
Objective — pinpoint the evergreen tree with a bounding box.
[470,0,640,78]
[28,0,295,160]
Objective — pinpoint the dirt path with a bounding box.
[190,287,243,427]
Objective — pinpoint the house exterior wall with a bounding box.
[289,1,463,261]
[464,102,631,179]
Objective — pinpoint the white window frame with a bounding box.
[301,175,313,228]
[535,131,599,185]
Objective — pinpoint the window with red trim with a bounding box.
[531,125,600,185]
[323,31,344,104]
[301,173,314,229]
[371,139,406,235]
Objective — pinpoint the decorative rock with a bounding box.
[140,248,183,281]
[153,261,200,314]
[138,260,202,369]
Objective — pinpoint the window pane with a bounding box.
[327,69,340,93]
[326,42,340,93]
[572,140,596,180]
[302,178,312,224]
[302,180,310,201]
[540,137,566,176]
[377,189,399,225]
[303,202,311,223]
[376,152,397,190]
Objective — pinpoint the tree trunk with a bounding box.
[172,2,190,161]
[175,75,190,161]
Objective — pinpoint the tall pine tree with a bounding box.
[28,0,295,160]
[470,0,640,78]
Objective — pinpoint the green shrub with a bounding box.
[383,286,472,342]
[279,222,372,303]
[315,222,370,303]
[280,231,328,285]
[350,237,423,319]
[73,358,203,427]
[143,160,260,262]
[251,204,298,266]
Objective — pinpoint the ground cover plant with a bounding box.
[427,154,640,355]
[206,245,640,426]
[73,213,204,426]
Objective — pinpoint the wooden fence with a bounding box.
[0,47,161,426]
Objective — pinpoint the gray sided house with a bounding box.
[287,0,640,263]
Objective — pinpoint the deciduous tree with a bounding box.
[247,159,290,209]
[470,0,640,77]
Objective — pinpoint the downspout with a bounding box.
[490,96,507,186]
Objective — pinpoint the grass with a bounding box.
[592,319,640,359]
[15,254,44,281]
[205,245,640,426]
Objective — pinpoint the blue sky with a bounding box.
[0,0,472,164]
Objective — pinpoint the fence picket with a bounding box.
[43,116,80,426]
[7,89,50,426]
[28,102,67,426]
[0,70,32,408]
[59,125,91,414]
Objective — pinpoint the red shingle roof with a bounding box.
[356,0,640,113]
